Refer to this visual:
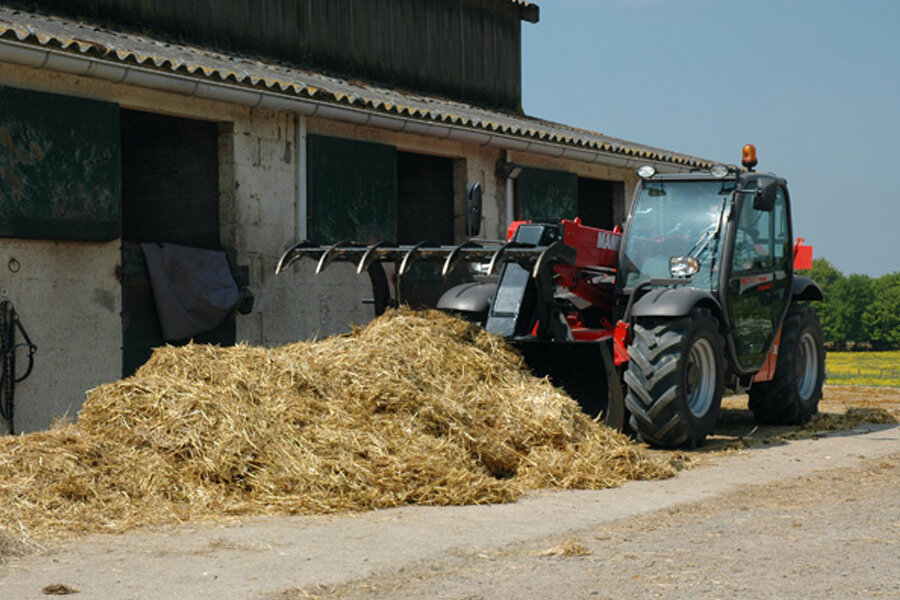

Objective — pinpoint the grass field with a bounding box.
[826,351,900,387]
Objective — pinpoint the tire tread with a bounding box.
[624,308,724,448]
[749,304,824,425]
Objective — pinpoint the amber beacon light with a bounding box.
[742,144,758,171]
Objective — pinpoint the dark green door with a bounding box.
[577,177,615,229]
[0,85,120,241]
[724,185,791,371]
[307,134,397,244]
[515,167,577,221]
[396,151,456,308]
[120,110,232,376]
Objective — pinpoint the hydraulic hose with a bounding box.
[1,299,37,435]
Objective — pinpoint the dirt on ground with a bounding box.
[1,385,898,600]
[264,385,900,600]
[660,385,900,465]
[273,454,900,600]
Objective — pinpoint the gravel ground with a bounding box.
[282,453,899,600]
[1,386,898,600]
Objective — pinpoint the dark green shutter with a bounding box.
[307,134,397,244]
[515,167,578,221]
[0,86,120,241]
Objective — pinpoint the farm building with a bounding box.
[0,0,710,433]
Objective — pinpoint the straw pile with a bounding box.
[0,309,671,541]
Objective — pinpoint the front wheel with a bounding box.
[624,308,725,448]
[749,304,824,425]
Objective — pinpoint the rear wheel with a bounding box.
[624,308,724,448]
[749,304,824,425]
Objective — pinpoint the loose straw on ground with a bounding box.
[0,309,672,542]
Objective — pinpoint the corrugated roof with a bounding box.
[0,7,710,169]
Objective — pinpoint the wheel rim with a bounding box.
[795,332,819,400]
[685,337,716,417]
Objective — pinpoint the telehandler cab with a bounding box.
[277,145,825,448]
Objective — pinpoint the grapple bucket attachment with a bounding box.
[275,238,576,321]
[276,239,575,279]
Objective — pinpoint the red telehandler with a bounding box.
[277,146,825,448]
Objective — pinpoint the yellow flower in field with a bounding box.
[826,351,900,387]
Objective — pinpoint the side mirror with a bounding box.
[754,181,778,212]
[466,182,482,237]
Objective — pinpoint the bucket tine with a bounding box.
[441,241,480,276]
[357,241,386,275]
[275,241,316,274]
[487,241,516,275]
[316,241,350,274]
[399,241,427,276]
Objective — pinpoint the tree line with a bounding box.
[807,258,900,349]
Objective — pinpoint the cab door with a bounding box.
[723,182,792,371]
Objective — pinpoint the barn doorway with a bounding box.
[396,151,456,308]
[119,110,234,376]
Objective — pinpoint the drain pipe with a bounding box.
[296,115,308,241]
[497,152,523,231]
[505,177,514,230]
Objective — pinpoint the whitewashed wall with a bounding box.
[0,61,639,432]
[0,240,120,433]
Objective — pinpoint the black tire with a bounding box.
[624,308,725,448]
[749,304,824,425]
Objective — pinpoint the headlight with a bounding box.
[669,256,700,278]
[636,165,656,179]
[710,164,729,178]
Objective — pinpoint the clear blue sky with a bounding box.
[521,0,900,277]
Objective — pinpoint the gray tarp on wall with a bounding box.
[140,243,239,341]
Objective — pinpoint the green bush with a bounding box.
[809,258,900,349]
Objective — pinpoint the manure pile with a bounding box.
[0,309,672,540]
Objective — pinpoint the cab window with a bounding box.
[731,192,773,273]
[772,187,790,271]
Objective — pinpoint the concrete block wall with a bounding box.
[0,240,121,434]
[0,63,261,431]
[0,60,642,432]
